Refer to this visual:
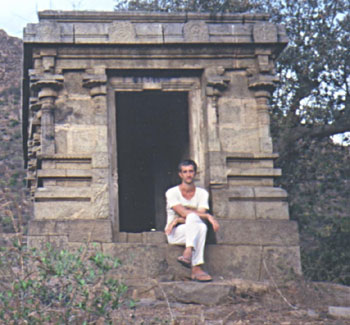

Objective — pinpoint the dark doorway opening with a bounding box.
[116,91,189,232]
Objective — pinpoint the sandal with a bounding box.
[191,271,212,282]
[177,255,191,268]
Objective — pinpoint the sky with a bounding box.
[0,0,116,38]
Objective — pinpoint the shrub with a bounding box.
[0,238,129,324]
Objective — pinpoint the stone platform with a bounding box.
[28,219,301,282]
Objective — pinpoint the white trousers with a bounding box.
[167,213,208,266]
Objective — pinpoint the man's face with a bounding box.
[179,165,196,184]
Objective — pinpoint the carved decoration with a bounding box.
[27,74,63,188]
[83,74,107,97]
[109,21,136,43]
[205,67,230,106]
[248,73,279,94]
[184,21,209,42]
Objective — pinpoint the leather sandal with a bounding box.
[177,255,191,268]
[191,271,212,282]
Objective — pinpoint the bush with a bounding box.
[0,238,129,324]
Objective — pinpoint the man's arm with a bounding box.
[171,204,220,232]
[164,215,185,235]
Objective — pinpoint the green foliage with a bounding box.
[0,240,129,324]
[261,0,350,285]
[276,139,350,285]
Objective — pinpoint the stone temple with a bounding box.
[22,10,301,281]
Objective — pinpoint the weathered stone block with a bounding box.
[28,219,113,242]
[35,186,91,199]
[205,245,262,280]
[63,71,89,95]
[227,200,256,219]
[158,282,236,305]
[253,23,278,43]
[55,98,94,124]
[328,306,350,319]
[91,184,109,219]
[254,186,287,198]
[127,233,143,243]
[108,21,136,43]
[91,168,109,184]
[67,241,103,254]
[163,23,183,42]
[117,232,128,242]
[231,178,275,187]
[74,23,108,44]
[55,127,68,153]
[34,201,92,220]
[67,220,113,242]
[143,231,167,244]
[27,235,68,249]
[227,72,252,97]
[214,219,299,246]
[134,23,163,43]
[220,128,260,152]
[255,201,289,219]
[102,243,168,278]
[184,21,209,42]
[260,245,302,280]
[66,125,107,154]
[92,152,109,168]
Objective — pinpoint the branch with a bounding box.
[290,118,350,142]
[275,116,350,161]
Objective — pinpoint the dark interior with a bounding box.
[116,91,189,232]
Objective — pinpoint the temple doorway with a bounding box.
[116,91,189,232]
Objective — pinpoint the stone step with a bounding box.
[125,278,270,305]
[100,242,301,282]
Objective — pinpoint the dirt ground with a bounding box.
[112,278,350,324]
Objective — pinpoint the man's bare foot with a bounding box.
[191,265,212,282]
[177,246,192,268]
[182,247,192,260]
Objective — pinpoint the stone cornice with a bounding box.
[38,10,270,23]
[24,10,288,46]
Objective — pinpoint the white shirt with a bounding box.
[165,185,209,228]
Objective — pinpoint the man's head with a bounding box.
[178,159,197,173]
[178,159,197,185]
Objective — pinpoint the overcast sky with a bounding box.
[0,0,115,38]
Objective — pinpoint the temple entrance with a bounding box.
[116,91,189,232]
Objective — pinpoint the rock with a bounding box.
[307,309,319,318]
[157,281,236,305]
[328,306,350,319]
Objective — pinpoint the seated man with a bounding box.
[164,159,219,282]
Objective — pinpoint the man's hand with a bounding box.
[207,214,220,232]
[164,220,176,235]
[165,217,184,235]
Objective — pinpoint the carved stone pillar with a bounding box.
[31,76,63,155]
[205,67,230,185]
[248,71,279,152]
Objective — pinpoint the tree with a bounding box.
[114,0,350,153]
[251,0,350,285]
[259,0,350,158]
[114,0,350,285]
